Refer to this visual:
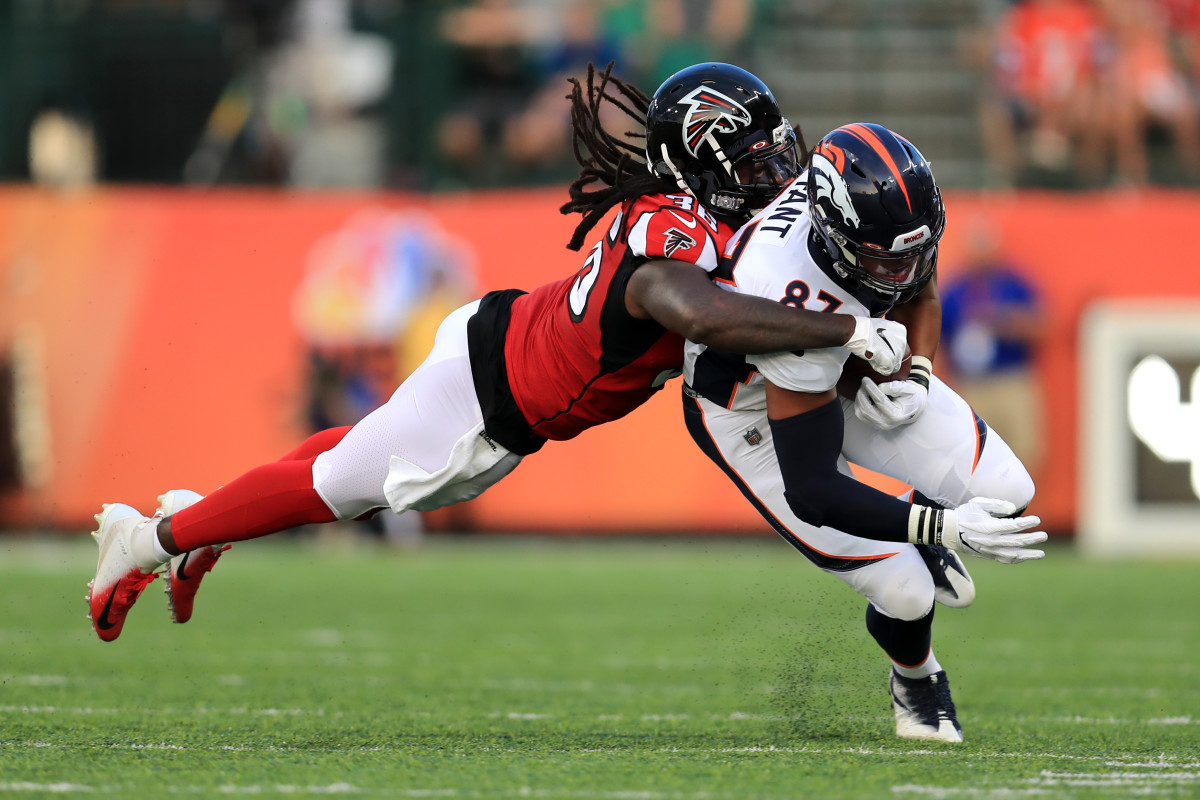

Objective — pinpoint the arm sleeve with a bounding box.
[768,400,913,542]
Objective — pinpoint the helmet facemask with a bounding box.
[812,196,944,305]
[806,123,946,306]
[654,122,798,218]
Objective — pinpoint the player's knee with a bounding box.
[1004,467,1036,515]
[869,565,935,622]
[968,447,1036,514]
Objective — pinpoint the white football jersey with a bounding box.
[683,174,871,412]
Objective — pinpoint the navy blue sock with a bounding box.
[866,603,934,668]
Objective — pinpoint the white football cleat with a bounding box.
[87,503,161,642]
[918,545,976,608]
[157,490,230,624]
[889,669,963,743]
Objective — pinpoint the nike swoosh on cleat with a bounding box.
[95,589,119,631]
[175,552,192,581]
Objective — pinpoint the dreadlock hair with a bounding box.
[560,62,674,251]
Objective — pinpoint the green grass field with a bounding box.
[2,534,1198,799]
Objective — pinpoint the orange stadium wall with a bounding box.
[2,186,1199,535]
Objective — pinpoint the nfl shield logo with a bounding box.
[743,427,762,446]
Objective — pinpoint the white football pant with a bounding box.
[312,300,523,520]
[686,375,1035,621]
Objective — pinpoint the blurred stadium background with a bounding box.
[3,0,1200,552]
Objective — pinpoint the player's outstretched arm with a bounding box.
[764,382,1047,563]
[627,259,908,374]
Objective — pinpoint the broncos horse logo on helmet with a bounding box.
[808,123,945,308]
[809,141,861,232]
[645,63,800,220]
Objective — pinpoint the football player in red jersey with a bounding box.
[86,63,911,643]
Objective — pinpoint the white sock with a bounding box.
[151,529,175,564]
[893,650,943,680]
[130,514,170,571]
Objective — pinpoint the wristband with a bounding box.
[908,504,948,545]
[908,355,933,390]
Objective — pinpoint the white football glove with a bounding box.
[854,377,929,430]
[943,498,1047,564]
[845,317,908,376]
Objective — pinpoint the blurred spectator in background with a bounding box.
[501,3,622,181]
[939,219,1045,475]
[980,0,1113,186]
[436,0,622,187]
[28,108,98,189]
[605,0,753,84]
[186,0,394,187]
[1160,0,1200,81]
[436,0,537,186]
[1099,0,1200,185]
[434,0,755,187]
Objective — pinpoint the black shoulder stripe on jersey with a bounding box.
[524,248,675,433]
[712,220,758,285]
[688,349,756,409]
[467,290,547,456]
[683,395,890,573]
[597,248,673,375]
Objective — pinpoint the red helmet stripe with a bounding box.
[841,123,912,213]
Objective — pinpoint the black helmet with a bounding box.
[807,123,945,306]
[645,62,799,220]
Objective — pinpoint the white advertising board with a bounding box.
[1080,301,1200,556]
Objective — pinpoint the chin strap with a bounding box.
[658,144,694,199]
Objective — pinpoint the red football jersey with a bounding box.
[503,192,733,441]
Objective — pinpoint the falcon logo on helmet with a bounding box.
[645,63,799,220]
[680,87,752,160]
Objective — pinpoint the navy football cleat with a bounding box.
[889,669,963,743]
[918,544,975,608]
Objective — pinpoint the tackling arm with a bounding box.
[627,259,903,369]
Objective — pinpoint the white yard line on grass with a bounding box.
[11,703,1196,730]
[894,763,1200,798]
[0,784,845,799]
[0,675,69,686]
[0,704,336,716]
[3,737,1199,769]
[892,787,1054,798]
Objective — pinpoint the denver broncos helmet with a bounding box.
[807,123,945,306]
[645,63,799,220]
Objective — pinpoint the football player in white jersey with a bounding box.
[682,123,1047,743]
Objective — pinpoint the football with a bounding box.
[836,349,911,399]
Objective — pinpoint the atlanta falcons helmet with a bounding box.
[645,62,799,220]
[807,123,945,306]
